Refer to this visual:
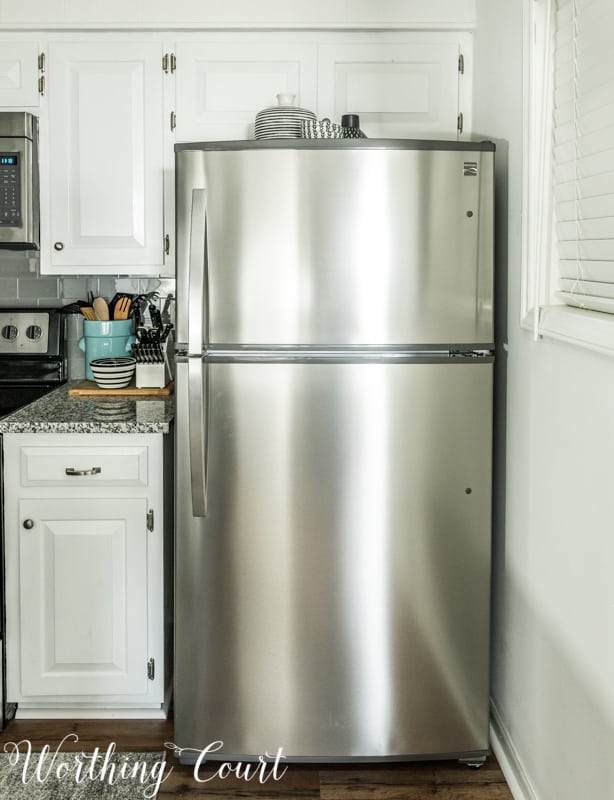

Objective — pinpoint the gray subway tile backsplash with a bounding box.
[18,277,61,299]
[0,255,175,309]
[0,277,18,299]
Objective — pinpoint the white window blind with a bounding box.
[553,0,614,313]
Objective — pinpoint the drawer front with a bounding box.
[19,446,148,487]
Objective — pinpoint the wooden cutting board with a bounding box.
[68,380,174,397]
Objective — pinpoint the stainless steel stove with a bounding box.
[0,308,67,417]
[0,307,66,729]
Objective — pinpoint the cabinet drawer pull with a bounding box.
[23,519,34,530]
[65,466,102,476]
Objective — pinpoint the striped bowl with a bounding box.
[90,357,136,389]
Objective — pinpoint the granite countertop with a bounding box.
[0,381,175,434]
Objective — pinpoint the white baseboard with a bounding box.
[15,706,167,719]
[490,700,539,800]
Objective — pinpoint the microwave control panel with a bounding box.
[0,153,20,227]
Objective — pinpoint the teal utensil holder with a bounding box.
[78,319,136,381]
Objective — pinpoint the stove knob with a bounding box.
[1,324,18,341]
[26,324,43,341]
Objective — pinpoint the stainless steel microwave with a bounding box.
[0,112,39,250]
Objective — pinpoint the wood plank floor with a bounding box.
[0,719,514,799]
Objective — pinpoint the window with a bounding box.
[523,0,614,353]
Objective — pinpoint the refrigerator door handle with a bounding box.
[188,188,207,356]
[188,357,208,517]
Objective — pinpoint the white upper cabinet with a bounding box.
[24,29,471,277]
[0,41,40,107]
[174,40,318,142]
[43,41,167,275]
[317,39,465,138]
[173,34,468,145]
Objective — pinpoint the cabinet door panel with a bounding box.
[46,42,164,272]
[0,42,39,106]
[175,41,317,142]
[318,42,462,138]
[18,497,148,697]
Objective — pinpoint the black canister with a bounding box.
[341,113,360,129]
[340,113,366,139]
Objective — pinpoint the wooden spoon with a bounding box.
[92,296,110,321]
[114,296,132,319]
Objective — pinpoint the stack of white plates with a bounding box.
[255,94,316,140]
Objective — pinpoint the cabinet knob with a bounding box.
[22,519,34,530]
[53,241,64,251]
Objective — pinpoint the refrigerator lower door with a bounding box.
[174,358,493,761]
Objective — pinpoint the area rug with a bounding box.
[0,750,167,799]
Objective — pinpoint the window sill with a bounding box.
[521,305,614,357]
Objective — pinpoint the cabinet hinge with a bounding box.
[170,111,176,132]
[146,508,154,532]
[163,53,176,74]
[458,53,465,74]
[457,112,464,134]
[164,234,170,255]
[147,658,155,681]
[38,51,46,95]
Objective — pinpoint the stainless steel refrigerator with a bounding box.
[173,139,495,765]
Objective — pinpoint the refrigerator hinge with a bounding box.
[147,658,155,681]
[457,112,464,134]
[146,508,154,532]
[458,53,464,74]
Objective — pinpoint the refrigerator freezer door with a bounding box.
[175,144,494,349]
[174,357,493,760]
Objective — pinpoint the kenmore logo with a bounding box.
[464,161,478,177]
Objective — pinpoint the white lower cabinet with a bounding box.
[2,432,171,718]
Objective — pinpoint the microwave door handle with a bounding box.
[188,187,207,356]
[188,358,208,518]
[188,187,208,517]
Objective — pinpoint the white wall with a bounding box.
[0,0,475,28]
[473,2,614,799]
